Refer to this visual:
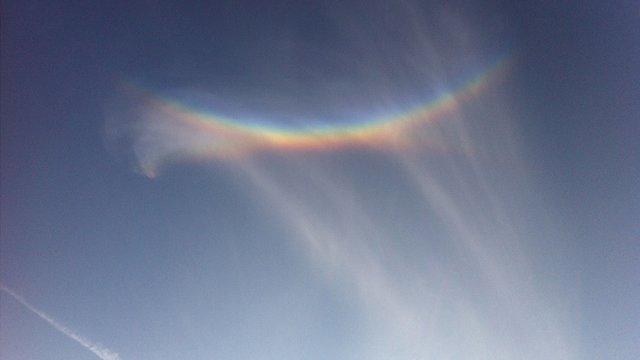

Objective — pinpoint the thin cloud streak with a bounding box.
[238,160,428,358]
[1,285,121,360]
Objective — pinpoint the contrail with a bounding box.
[1,285,121,360]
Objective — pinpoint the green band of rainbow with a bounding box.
[132,55,512,162]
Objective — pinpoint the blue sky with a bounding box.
[1,1,639,359]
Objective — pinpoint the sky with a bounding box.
[1,1,639,359]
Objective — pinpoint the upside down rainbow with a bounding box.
[123,56,512,175]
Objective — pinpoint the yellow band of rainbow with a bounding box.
[128,55,513,167]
